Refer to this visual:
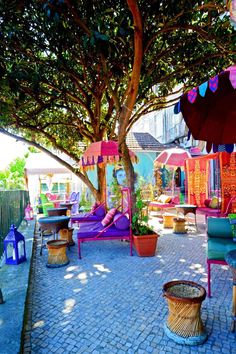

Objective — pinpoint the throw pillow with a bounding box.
[113,213,130,230]
[94,205,106,217]
[209,196,219,209]
[101,208,117,226]
[157,195,172,204]
[204,199,211,208]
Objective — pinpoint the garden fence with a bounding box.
[0,190,29,257]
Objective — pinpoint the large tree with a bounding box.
[0,0,235,201]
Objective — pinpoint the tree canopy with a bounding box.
[0,0,235,199]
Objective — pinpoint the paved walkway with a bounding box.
[22,215,235,353]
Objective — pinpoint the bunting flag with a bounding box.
[225,144,234,153]
[199,81,208,97]
[213,144,218,153]
[187,87,198,103]
[174,101,181,114]
[218,144,226,152]
[187,130,191,141]
[209,75,219,92]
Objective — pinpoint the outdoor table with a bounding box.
[175,204,197,228]
[225,249,236,332]
[38,216,70,255]
[47,207,68,217]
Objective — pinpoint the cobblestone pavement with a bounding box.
[22,216,236,353]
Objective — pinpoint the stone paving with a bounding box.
[22,215,236,353]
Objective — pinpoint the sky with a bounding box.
[0,133,29,170]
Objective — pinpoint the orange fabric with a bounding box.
[186,158,209,207]
[219,152,236,212]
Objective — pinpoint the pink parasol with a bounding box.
[154,148,191,196]
[154,148,191,169]
[80,140,137,170]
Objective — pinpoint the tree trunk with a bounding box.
[97,164,107,204]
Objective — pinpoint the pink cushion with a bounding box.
[204,199,211,207]
[101,208,117,227]
[113,213,130,230]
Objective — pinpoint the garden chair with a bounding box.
[39,194,54,216]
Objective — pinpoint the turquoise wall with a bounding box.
[87,151,157,188]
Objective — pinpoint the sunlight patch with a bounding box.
[64,273,74,279]
[93,264,111,273]
[66,265,79,272]
[33,320,45,328]
[63,298,76,314]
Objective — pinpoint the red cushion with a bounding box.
[204,199,211,207]
[101,208,117,227]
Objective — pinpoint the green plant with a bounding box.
[132,188,154,236]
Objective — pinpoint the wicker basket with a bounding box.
[46,240,69,268]
[163,214,175,228]
[163,280,207,345]
[173,217,187,234]
[59,228,75,246]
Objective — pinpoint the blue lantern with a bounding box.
[4,225,26,265]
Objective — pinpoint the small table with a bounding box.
[225,249,236,332]
[38,216,70,255]
[47,207,68,217]
[175,204,197,228]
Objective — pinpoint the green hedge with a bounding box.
[0,190,29,257]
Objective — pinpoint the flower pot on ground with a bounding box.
[132,188,159,257]
[133,233,158,257]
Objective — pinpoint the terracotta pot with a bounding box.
[133,233,158,257]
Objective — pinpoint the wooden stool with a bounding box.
[173,217,187,234]
[163,280,207,345]
[46,240,69,268]
[163,213,175,228]
[59,228,75,246]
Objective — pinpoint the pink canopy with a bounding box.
[154,148,191,169]
[80,140,137,170]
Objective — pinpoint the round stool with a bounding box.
[163,213,175,228]
[225,250,236,332]
[163,280,207,345]
[173,217,187,234]
[59,228,75,246]
[47,207,68,216]
[46,240,69,268]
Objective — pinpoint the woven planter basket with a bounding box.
[163,280,207,345]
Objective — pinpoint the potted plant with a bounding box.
[132,188,159,257]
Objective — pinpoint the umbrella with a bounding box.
[79,140,137,205]
[80,140,137,170]
[154,148,191,195]
[176,65,236,150]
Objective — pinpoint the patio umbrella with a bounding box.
[79,140,137,170]
[154,148,191,195]
[176,65,236,151]
[79,140,138,205]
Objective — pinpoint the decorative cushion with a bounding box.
[209,196,219,209]
[101,208,117,226]
[204,199,211,207]
[157,195,172,204]
[113,213,130,230]
[94,205,106,217]
[91,202,99,214]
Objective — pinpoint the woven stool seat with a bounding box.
[163,213,175,228]
[163,280,207,345]
[46,240,69,268]
[173,217,187,234]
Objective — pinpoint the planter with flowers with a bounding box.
[132,189,159,257]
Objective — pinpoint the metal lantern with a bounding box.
[24,203,34,221]
[4,224,26,265]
